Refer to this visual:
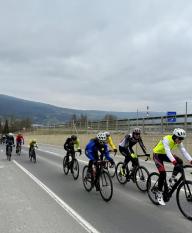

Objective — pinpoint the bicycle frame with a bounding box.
[163,165,191,201]
[92,160,109,185]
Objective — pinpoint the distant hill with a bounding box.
[0,94,165,124]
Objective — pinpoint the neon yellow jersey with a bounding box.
[74,138,81,150]
[29,140,37,147]
[153,135,178,154]
[107,136,117,150]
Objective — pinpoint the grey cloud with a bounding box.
[1,0,192,113]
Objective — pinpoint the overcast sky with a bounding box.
[0,0,192,114]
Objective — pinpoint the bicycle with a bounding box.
[147,164,192,220]
[29,145,38,163]
[16,143,22,156]
[6,144,14,161]
[116,154,150,192]
[82,159,113,202]
[63,151,80,180]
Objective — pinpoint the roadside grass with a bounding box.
[24,130,192,162]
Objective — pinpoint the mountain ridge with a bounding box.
[0,94,164,124]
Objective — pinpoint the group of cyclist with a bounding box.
[1,132,38,158]
[2,127,192,206]
[64,127,192,205]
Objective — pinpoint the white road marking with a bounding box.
[37,148,88,164]
[13,160,101,233]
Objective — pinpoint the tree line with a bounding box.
[68,114,117,125]
[0,117,32,135]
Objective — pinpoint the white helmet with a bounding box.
[8,133,13,136]
[104,131,110,137]
[97,132,107,143]
[133,128,141,134]
[173,128,186,138]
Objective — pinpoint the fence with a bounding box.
[32,113,192,135]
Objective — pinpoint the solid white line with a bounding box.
[37,148,88,164]
[13,160,100,233]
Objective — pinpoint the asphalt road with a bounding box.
[0,143,191,233]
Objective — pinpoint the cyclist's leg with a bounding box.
[172,155,183,177]
[65,151,70,163]
[70,150,75,171]
[153,153,167,205]
[16,142,18,152]
[153,153,167,191]
[131,157,139,168]
[119,146,130,169]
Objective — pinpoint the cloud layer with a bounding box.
[0,0,192,113]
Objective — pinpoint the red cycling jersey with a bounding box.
[16,135,24,144]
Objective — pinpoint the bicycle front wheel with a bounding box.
[99,170,113,202]
[176,180,192,220]
[63,156,69,175]
[147,172,160,205]
[116,162,128,184]
[82,166,93,192]
[135,166,149,192]
[72,159,79,180]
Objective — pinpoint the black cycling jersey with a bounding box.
[119,133,146,155]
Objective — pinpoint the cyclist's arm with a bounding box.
[162,138,176,163]
[138,138,147,154]
[179,143,192,161]
[85,141,95,160]
[107,136,117,150]
[103,144,113,161]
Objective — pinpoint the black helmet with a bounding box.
[71,135,77,141]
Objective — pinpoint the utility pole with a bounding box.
[185,101,187,131]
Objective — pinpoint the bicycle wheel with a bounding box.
[116,162,128,184]
[72,159,79,180]
[7,147,11,161]
[135,166,149,192]
[176,180,192,220]
[18,146,21,156]
[147,172,160,205]
[99,170,113,202]
[82,166,93,192]
[63,156,69,175]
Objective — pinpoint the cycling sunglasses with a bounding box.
[178,137,184,141]
[134,133,140,136]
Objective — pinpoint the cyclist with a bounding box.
[16,133,24,153]
[104,131,117,153]
[119,128,147,178]
[64,135,82,172]
[5,133,15,155]
[29,139,38,158]
[153,128,192,205]
[85,132,115,189]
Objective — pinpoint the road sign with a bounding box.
[167,111,176,122]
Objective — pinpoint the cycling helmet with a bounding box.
[104,131,110,137]
[71,135,77,141]
[133,128,141,134]
[97,132,107,143]
[173,128,186,138]
[8,133,13,136]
